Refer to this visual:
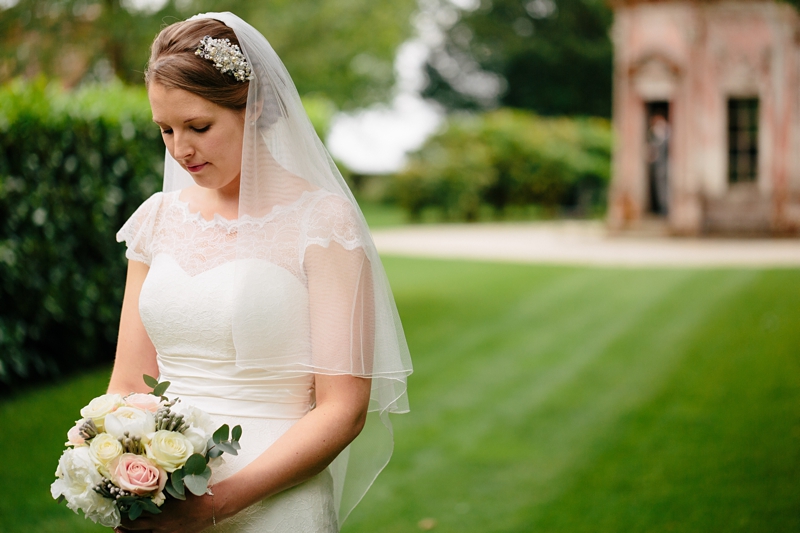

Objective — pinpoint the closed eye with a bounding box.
[158,126,209,135]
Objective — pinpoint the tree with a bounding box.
[421,0,613,117]
[0,0,417,109]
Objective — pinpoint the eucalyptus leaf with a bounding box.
[215,441,238,455]
[128,501,143,521]
[143,374,159,388]
[140,498,163,514]
[207,445,224,459]
[170,468,186,495]
[232,425,242,441]
[183,469,211,496]
[184,453,207,475]
[213,424,230,444]
[152,381,171,397]
[164,482,185,501]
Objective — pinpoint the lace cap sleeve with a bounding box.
[303,191,366,253]
[116,193,164,265]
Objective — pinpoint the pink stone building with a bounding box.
[607,0,800,235]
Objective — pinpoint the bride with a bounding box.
[107,12,412,533]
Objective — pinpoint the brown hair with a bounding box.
[145,18,249,110]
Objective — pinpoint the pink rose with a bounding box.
[110,454,167,496]
[66,420,86,446]
[124,393,162,413]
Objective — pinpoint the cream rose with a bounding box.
[89,433,123,474]
[124,393,162,413]
[145,430,194,472]
[79,394,124,432]
[104,407,155,441]
[110,454,167,496]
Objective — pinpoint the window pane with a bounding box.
[728,98,759,183]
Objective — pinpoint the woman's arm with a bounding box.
[108,259,159,395]
[217,240,374,511]
[216,373,371,515]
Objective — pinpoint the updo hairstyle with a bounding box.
[145,19,249,110]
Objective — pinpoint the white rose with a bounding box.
[171,402,215,434]
[80,394,124,432]
[52,447,102,500]
[145,430,194,472]
[51,446,120,526]
[182,426,212,455]
[89,433,124,474]
[105,407,156,441]
[71,485,121,528]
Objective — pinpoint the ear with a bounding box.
[246,99,263,124]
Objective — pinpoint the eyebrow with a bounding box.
[151,116,211,124]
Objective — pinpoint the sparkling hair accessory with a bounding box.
[195,35,253,82]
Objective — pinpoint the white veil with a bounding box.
[161,12,412,525]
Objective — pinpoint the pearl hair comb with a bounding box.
[195,35,254,82]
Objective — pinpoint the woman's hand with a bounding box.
[115,492,214,533]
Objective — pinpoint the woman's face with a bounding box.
[149,83,245,195]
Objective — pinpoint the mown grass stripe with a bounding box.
[2,260,797,533]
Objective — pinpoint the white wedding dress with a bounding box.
[117,188,365,532]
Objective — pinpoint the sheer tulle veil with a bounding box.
[160,11,412,526]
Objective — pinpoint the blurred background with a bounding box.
[0,0,798,531]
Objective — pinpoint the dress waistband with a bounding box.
[158,356,314,419]
[171,391,310,419]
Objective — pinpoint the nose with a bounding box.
[173,131,195,162]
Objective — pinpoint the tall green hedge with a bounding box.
[0,79,163,385]
[392,109,612,221]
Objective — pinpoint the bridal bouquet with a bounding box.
[51,375,242,527]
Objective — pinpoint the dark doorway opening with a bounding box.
[645,101,670,216]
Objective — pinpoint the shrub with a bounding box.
[0,79,163,385]
[392,109,612,221]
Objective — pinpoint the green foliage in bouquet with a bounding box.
[142,375,242,504]
[143,375,242,498]
[0,79,163,386]
[392,109,612,221]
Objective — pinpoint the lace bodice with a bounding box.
[118,189,364,280]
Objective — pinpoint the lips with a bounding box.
[186,162,208,173]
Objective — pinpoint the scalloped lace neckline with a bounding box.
[171,189,322,230]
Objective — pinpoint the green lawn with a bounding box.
[2,258,798,532]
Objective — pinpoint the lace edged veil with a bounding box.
[161,11,412,526]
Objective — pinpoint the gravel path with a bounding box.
[371,221,800,267]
